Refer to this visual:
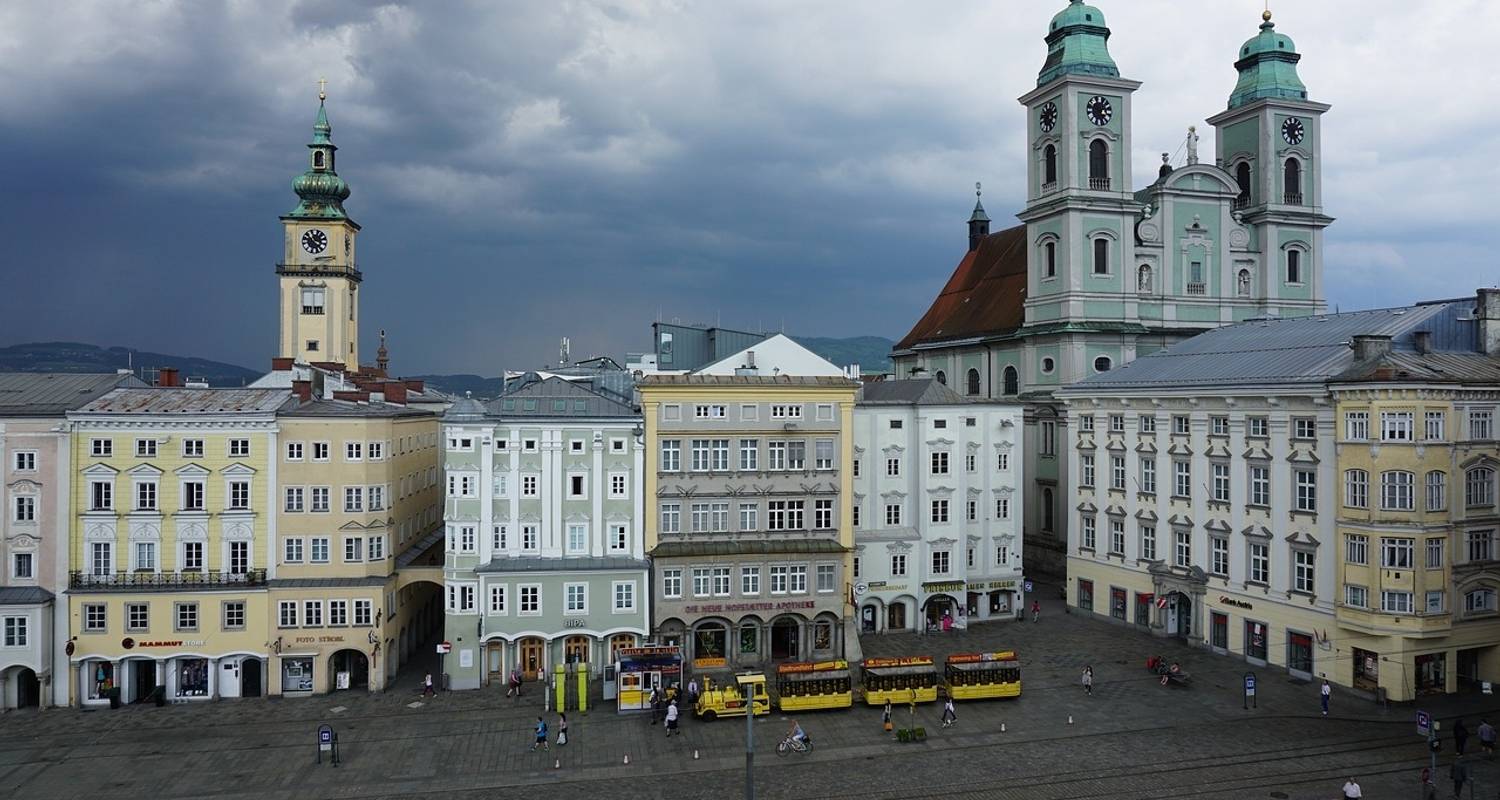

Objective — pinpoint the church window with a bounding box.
[934,370,947,386]
[1044,241,1057,278]
[1283,158,1302,204]
[1136,265,1152,293]
[1094,356,1112,373]
[1043,144,1057,187]
[1092,238,1109,275]
[965,369,981,397]
[1002,366,1019,396]
[1286,250,1302,284]
[313,151,325,169]
[306,340,320,352]
[1088,140,1108,189]
[1235,162,1252,206]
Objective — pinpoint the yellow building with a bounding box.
[1331,326,1500,701]
[640,336,860,669]
[269,389,442,696]
[64,387,288,706]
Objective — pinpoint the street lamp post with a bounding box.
[737,674,757,800]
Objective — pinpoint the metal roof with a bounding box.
[475,556,648,573]
[651,539,850,558]
[857,378,974,406]
[640,375,859,388]
[0,586,55,605]
[76,387,292,415]
[279,399,435,419]
[267,577,390,588]
[1060,301,1474,393]
[0,373,145,417]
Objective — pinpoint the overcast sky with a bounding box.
[1,1,1492,375]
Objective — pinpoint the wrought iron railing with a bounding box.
[70,569,267,589]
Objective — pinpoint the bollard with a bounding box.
[555,759,561,770]
[694,749,700,760]
[1067,715,1073,725]
[623,754,630,765]
[1000,722,1006,732]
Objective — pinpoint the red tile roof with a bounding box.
[894,225,1028,352]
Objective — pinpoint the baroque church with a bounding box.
[891,1,1331,574]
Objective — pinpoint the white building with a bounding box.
[852,380,1025,633]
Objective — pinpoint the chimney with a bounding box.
[1413,330,1433,355]
[157,367,180,387]
[271,357,295,371]
[1478,288,1500,355]
[1350,334,1393,362]
[404,379,425,393]
[291,380,313,402]
[333,389,370,403]
[382,381,408,405]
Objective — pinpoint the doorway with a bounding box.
[861,604,877,633]
[219,659,241,698]
[564,636,590,667]
[330,650,369,691]
[518,638,545,680]
[241,657,262,697]
[15,668,40,708]
[1457,647,1482,691]
[770,618,800,660]
[886,602,908,631]
[130,659,156,703]
[485,642,505,686]
[1165,592,1191,639]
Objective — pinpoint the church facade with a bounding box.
[892,1,1331,576]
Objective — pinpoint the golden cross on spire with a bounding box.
[318,76,328,101]
[975,181,982,199]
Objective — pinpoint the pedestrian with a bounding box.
[556,713,569,747]
[1082,665,1094,697]
[531,716,549,752]
[648,685,660,725]
[1340,776,1362,799]
[940,696,957,728]
[1453,718,1469,756]
[688,677,699,707]
[881,698,893,734]
[1479,718,1496,755]
[1031,600,1040,623]
[511,667,524,700]
[422,672,435,697]
[1319,679,1331,716]
[1450,757,1470,798]
[665,699,680,737]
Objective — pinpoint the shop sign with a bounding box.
[436,641,452,654]
[922,581,965,593]
[693,657,728,669]
[619,646,680,659]
[137,640,207,648]
[863,656,933,668]
[864,582,908,592]
[854,582,868,595]
[866,581,887,589]
[965,580,1017,591]
[683,601,815,614]
[1218,595,1253,610]
[948,651,1016,664]
[563,619,587,628]
[293,635,346,645]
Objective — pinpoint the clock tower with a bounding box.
[277,85,362,370]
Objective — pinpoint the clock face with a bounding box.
[1038,101,1058,133]
[301,229,328,255]
[1086,95,1113,126]
[1281,117,1305,145]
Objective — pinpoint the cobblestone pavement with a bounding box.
[2,590,1497,800]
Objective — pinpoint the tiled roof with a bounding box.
[0,373,145,417]
[76,387,292,415]
[279,399,435,418]
[858,378,973,406]
[268,577,390,588]
[475,556,648,573]
[893,225,1028,352]
[651,538,849,558]
[639,375,859,387]
[0,586,54,605]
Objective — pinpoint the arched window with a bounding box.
[1002,366,1019,396]
[1042,487,1055,532]
[1088,140,1108,188]
[1283,159,1302,204]
[1093,356,1112,373]
[1235,162,1251,205]
[1286,250,1302,284]
[1465,466,1495,508]
[1043,144,1057,187]
[1043,241,1057,278]
[965,368,981,396]
[1092,238,1109,275]
[1237,269,1252,297]
[1136,265,1152,293]
[313,151,325,168]
[935,370,947,386]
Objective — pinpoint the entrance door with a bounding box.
[887,602,907,631]
[1287,632,1314,679]
[519,638,545,680]
[330,650,369,690]
[1165,593,1191,639]
[241,658,262,697]
[564,636,590,667]
[130,660,156,703]
[771,618,800,660]
[486,642,505,686]
[861,605,877,633]
[219,659,241,698]
[15,668,40,708]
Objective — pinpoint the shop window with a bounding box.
[1210,612,1228,650]
[176,658,209,698]
[282,657,314,693]
[1110,588,1126,621]
[1245,621,1268,662]
[1134,593,1152,626]
[1077,579,1094,612]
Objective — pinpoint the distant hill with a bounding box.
[409,374,505,398]
[794,335,894,374]
[0,342,261,387]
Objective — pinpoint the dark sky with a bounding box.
[1,1,1491,375]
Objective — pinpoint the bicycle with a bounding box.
[775,735,813,756]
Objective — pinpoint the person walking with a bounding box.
[1453,718,1470,756]
[556,713,569,747]
[687,677,699,708]
[881,698,893,734]
[1082,666,1094,697]
[664,699,680,737]
[511,666,524,701]
[1319,679,1331,716]
[940,696,957,728]
[422,672,435,698]
[1450,757,1470,799]
[1340,776,1362,799]
[1478,718,1496,755]
[530,716,549,752]
[1031,600,1040,623]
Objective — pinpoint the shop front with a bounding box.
[921,581,965,632]
[1286,631,1315,680]
[857,582,916,634]
[1415,652,1446,695]
[614,645,682,712]
[964,579,1019,622]
[271,631,379,696]
[75,645,269,706]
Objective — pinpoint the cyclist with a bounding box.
[786,719,808,748]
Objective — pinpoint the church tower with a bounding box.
[277,84,362,370]
[1016,0,1144,342]
[1207,9,1331,314]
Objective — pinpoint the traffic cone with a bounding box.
[693,749,700,760]
[1000,722,1006,732]
[554,759,561,770]
[1067,715,1074,725]
[623,754,630,765]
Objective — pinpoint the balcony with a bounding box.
[1088,177,1111,191]
[1186,282,1207,296]
[301,306,325,315]
[1041,181,1058,195]
[1233,196,1250,210]
[1283,192,1303,205]
[70,569,267,590]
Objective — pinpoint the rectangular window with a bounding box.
[1250,465,1270,506]
[90,438,112,457]
[567,523,587,553]
[310,537,330,563]
[1344,411,1369,441]
[1425,411,1446,441]
[932,451,950,475]
[1040,420,1056,456]
[1293,418,1316,440]
[662,568,683,599]
[965,453,976,473]
[1344,585,1367,609]
[814,499,833,530]
[1140,525,1156,561]
[1471,408,1494,441]
[1381,537,1414,569]
[312,442,329,461]
[489,586,507,614]
[885,503,902,526]
[966,500,977,522]
[134,481,157,511]
[693,568,712,597]
[739,439,758,471]
[565,584,588,613]
[1109,414,1126,433]
[1211,462,1231,502]
[284,537,304,563]
[1249,542,1269,584]
[284,486,304,512]
[1468,468,1495,507]
[660,440,681,472]
[788,565,807,593]
[815,439,834,470]
[344,537,364,562]
[770,405,802,420]
[1381,411,1414,442]
[1210,416,1230,436]
[90,480,113,511]
[133,541,156,571]
[176,602,199,631]
[126,603,149,631]
[1080,454,1095,488]
[614,581,636,612]
[769,565,789,594]
[223,601,247,630]
[83,603,107,632]
[995,497,1010,519]
[12,553,33,579]
[568,474,586,498]
[1172,415,1190,435]
[228,439,250,458]
[521,525,539,551]
[712,566,731,596]
[354,600,373,626]
[768,442,788,471]
[89,542,112,576]
[996,452,1009,471]
[1139,416,1157,434]
[1111,456,1126,491]
[228,480,250,510]
[930,499,949,524]
[278,601,298,627]
[1293,550,1315,593]
[345,441,363,462]
[1346,534,1368,565]
[135,438,157,457]
[1427,471,1447,511]
[1381,590,1413,614]
[309,486,329,512]
[1426,590,1445,614]
[368,485,385,511]
[691,502,710,533]
[1469,529,1496,563]
[519,586,540,615]
[890,554,907,577]
[12,496,35,523]
[694,404,726,419]
[1345,469,1368,509]
[1140,458,1156,494]
[1210,537,1229,576]
[1294,470,1317,512]
[930,551,950,575]
[739,502,758,532]
[343,486,363,513]
[1174,530,1191,568]
[886,457,900,477]
[1426,537,1444,569]
[816,563,836,592]
[12,450,36,471]
[740,404,759,421]
[741,566,761,596]
[1248,416,1268,438]
[1109,519,1125,555]
[1173,461,1191,498]
[1080,516,1096,550]
[609,524,628,552]
[1381,471,1414,511]
[1078,415,1095,433]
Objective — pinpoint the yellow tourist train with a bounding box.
[944,651,1022,700]
[693,672,771,720]
[774,660,854,712]
[860,656,940,706]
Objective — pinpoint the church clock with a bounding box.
[1038,101,1058,133]
[301,229,328,255]
[1086,95,1113,126]
[1281,117,1305,145]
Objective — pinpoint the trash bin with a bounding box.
[108,687,121,709]
[153,685,166,707]
[441,672,450,691]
